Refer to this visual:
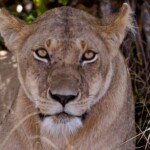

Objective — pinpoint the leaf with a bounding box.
[33,0,47,16]
[58,0,69,6]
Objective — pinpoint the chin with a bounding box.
[41,114,83,136]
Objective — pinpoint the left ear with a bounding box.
[0,8,26,51]
[97,3,134,55]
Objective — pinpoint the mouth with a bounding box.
[38,111,87,122]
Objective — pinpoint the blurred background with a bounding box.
[0,0,149,149]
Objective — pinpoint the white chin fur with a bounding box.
[42,117,82,136]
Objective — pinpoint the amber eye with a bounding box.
[35,48,48,58]
[81,50,97,63]
[33,48,50,62]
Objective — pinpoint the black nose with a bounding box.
[49,92,77,106]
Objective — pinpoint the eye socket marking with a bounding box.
[33,48,50,63]
[81,50,97,64]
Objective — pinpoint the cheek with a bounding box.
[88,73,103,95]
[24,68,49,100]
[24,71,40,102]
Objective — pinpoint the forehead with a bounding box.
[30,7,101,42]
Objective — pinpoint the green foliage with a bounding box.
[58,0,69,5]
[23,11,37,23]
[33,0,47,16]
[23,0,49,23]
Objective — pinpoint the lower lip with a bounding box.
[38,112,88,121]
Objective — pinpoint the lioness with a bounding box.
[0,3,135,150]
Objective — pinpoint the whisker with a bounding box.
[37,97,54,105]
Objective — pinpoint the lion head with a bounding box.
[0,3,133,136]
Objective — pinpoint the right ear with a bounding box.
[96,3,134,57]
[0,8,26,51]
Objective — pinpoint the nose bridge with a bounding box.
[49,66,81,96]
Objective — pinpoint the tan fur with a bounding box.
[0,3,135,150]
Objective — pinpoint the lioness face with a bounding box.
[16,8,112,135]
[0,4,132,135]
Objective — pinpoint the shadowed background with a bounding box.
[0,0,149,149]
